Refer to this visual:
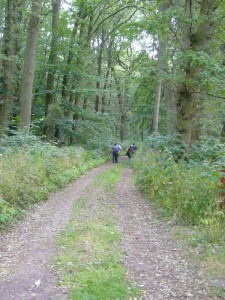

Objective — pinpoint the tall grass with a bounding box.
[0,135,106,229]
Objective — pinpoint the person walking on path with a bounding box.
[111,143,120,163]
[126,145,133,159]
[126,143,138,159]
[126,144,137,159]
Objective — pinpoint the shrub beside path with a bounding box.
[114,167,216,299]
[0,162,218,299]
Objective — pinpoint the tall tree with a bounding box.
[175,0,219,144]
[19,0,42,132]
[0,0,14,131]
[45,0,61,112]
[101,38,114,113]
[152,0,170,134]
[0,0,25,132]
[45,0,61,141]
[61,13,80,103]
[95,29,106,112]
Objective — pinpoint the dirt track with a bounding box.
[0,162,217,299]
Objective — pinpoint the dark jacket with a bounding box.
[112,145,120,153]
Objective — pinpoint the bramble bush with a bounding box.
[0,133,106,229]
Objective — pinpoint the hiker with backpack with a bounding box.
[126,144,138,159]
[111,143,121,163]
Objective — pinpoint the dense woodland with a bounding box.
[1,1,225,293]
[1,0,225,222]
[0,0,224,145]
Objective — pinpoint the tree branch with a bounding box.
[103,9,138,43]
[89,5,135,39]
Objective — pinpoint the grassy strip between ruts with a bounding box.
[54,160,140,299]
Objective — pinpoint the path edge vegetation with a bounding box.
[0,133,107,230]
[1,133,225,297]
[131,134,225,298]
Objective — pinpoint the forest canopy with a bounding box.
[0,0,225,147]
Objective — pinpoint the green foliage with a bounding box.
[78,113,117,151]
[142,134,188,162]
[0,134,106,229]
[189,136,225,163]
[132,135,225,229]
[0,198,21,229]
[141,134,225,165]
[45,103,64,127]
[0,131,43,150]
[175,50,225,94]
[133,150,220,225]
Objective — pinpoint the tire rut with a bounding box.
[113,167,217,299]
[0,162,218,299]
[0,163,112,300]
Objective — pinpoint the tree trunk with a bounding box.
[45,0,61,112]
[19,0,42,133]
[45,0,61,141]
[0,0,25,132]
[0,0,16,132]
[69,12,91,145]
[113,69,128,141]
[102,38,113,113]
[176,0,218,144]
[152,1,169,134]
[152,80,162,133]
[61,17,80,101]
[164,79,176,133]
[95,29,106,112]
[72,19,87,119]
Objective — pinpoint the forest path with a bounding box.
[0,160,217,299]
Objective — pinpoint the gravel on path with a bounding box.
[114,167,217,300]
[0,162,218,299]
[0,163,111,300]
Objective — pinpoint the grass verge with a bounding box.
[0,145,106,230]
[93,161,126,194]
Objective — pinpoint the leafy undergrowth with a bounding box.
[54,161,140,299]
[0,198,21,227]
[0,134,106,229]
[131,135,225,297]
